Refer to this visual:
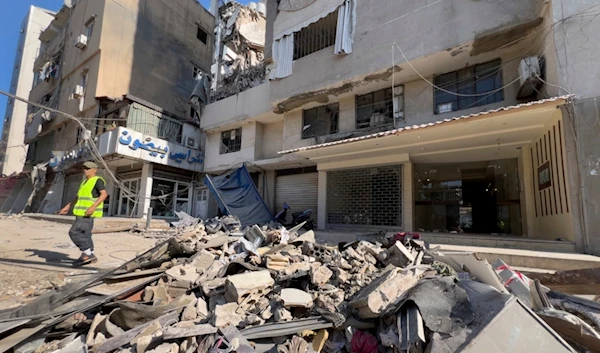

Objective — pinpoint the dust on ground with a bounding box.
[0,216,158,310]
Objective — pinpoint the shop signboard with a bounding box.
[99,127,204,172]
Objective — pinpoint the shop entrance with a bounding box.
[414,159,521,235]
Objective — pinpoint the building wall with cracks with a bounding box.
[269,0,541,105]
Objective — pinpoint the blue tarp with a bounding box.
[204,165,273,226]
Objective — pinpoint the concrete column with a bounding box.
[138,163,154,218]
[520,147,535,238]
[317,170,327,230]
[402,162,414,231]
[264,170,276,213]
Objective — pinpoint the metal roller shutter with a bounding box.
[275,173,318,223]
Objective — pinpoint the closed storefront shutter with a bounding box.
[275,173,318,222]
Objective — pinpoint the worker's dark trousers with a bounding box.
[68,216,94,251]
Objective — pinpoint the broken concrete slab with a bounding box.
[165,265,200,284]
[196,297,208,319]
[310,264,333,286]
[383,241,415,267]
[225,270,274,303]
[213,303,244,328]
[280,288,313,308]
[350,269,420,319]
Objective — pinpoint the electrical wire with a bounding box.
[0,89,199,205]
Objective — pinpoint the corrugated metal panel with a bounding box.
[275,173,318,223]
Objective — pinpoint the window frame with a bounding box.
[355,87,394,129]
[293,10,338,60]
[196,26,208,45]
[220,128,242,154]
[302,103,340,139]
[433,59,504,114]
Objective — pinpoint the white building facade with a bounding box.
[200,0,600,254]
[0,6,54,177]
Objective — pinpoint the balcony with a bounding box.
[201,82,275,131]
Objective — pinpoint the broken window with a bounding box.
[293,10,338,60]
[434,59,503,114]
[221,128,242,154]
[302,103,339,139]
[355,88,394,129]
[193,65,201,80]
[197,26,208,45]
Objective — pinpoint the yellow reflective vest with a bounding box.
[73,176,105,218]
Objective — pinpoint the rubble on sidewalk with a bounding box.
[0,214,597,353]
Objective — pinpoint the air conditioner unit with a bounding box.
[73,85,84,98]
[518,56,541,86]
[186,136,198,149]
[75,34,88,49]
[517,56,543,99]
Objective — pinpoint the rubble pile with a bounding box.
[1,213,600,352]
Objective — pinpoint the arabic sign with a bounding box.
[106,127,203,172]
[49,146,91,171]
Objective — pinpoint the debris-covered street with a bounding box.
[1,213,600,352]
[0,217,157,311]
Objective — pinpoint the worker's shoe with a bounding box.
[73,253,98,267]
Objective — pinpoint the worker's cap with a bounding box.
[82,161,99,169]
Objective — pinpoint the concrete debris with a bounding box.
[225,270,274,303]
[2,213,592,352]
[280,288,313,308]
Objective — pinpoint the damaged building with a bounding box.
[210,0,267,102]
[198,0,600,255]
[1,0,215,220]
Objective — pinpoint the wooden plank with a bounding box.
[539,314,600,352]
[86,275,160,296]
[528,268,600,295]
[93,311,179,353]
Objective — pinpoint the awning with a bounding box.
[279,95,573,166]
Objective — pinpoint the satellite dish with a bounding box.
[278,0,317,12]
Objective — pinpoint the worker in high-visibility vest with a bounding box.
[59,161,108,266]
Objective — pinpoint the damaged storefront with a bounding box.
[281,96,580,247]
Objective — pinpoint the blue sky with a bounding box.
[0,0,218,133]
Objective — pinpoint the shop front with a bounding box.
[414,159,521,235]
[280,96,579,246]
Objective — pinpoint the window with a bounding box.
[302,103,339,139]
[151,178,191,217]
[193,65,201,80]
[293,10,337,60]
[355,88,394,129]
[85,17,95,39]
[434,59,503,114]
[115,179,140,217]
[197,26,208,44]
[220,128,242,154]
